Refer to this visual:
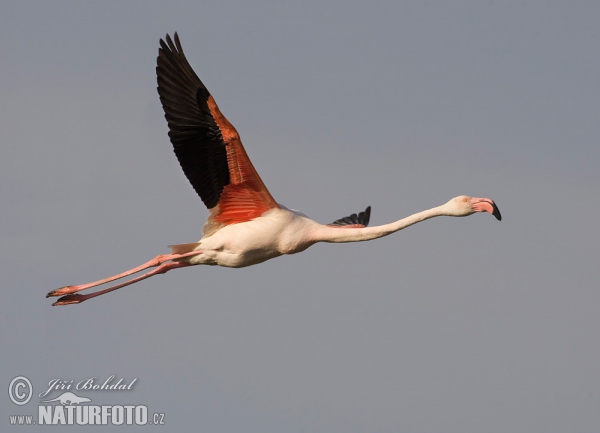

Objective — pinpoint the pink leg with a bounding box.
[47,251,202,298]
[52,261,193,306]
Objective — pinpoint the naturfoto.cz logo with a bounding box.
[8,375,165,426]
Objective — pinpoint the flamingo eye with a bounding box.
[462,198,467,202]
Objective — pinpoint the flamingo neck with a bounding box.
[316,205,446,243]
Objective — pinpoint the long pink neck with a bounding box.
[315,205,446,243]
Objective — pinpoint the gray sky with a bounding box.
[2,1,599,432]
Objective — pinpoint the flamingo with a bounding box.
[47,33,501,306]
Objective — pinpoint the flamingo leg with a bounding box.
[47,251,202,298]
[51,261,194,306]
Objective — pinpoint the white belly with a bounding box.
[187,207,320,268]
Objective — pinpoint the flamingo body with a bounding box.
[47,33,501,306]
[178,207,318,268]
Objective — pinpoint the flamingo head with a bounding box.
[444,196,502,221]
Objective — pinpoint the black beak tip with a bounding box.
[492,204,502,221]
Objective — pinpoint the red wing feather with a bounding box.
[156,33,278,236]
[206,95,278,231]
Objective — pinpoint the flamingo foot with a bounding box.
[52,294,87,306]
[47,286,77,298]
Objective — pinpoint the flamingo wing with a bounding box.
[156,33,279,235]
[328,206,371,228]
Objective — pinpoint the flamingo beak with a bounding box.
[470,197,502,221]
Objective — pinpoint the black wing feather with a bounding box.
[329,206,371,227]
[156,33,230,209]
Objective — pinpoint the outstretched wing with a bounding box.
[156,33,279,236]
[328,206,371,228]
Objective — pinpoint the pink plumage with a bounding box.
[47,33,501,306]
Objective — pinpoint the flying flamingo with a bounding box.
[47,33,501,306]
